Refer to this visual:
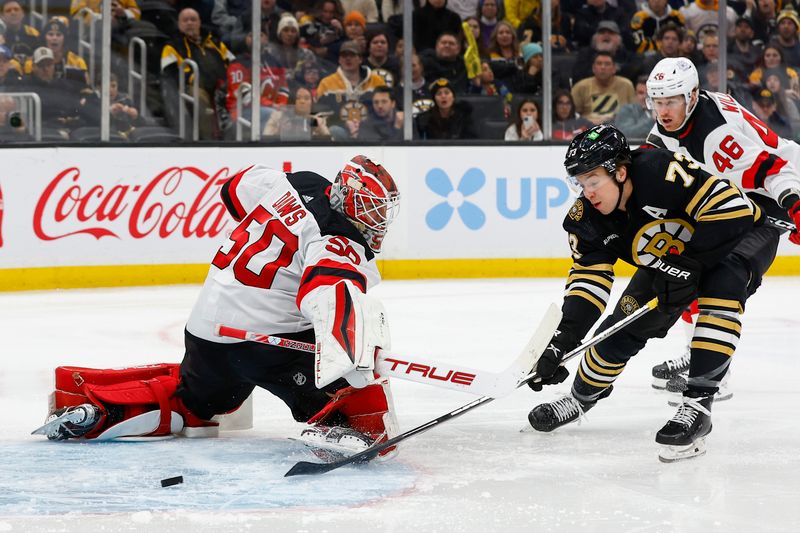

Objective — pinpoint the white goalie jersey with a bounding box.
[646,90,800,209]
[186,165,381,343]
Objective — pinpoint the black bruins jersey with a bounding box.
[559,147,761,337]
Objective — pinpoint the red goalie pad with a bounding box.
[50,364,215,439]
[307,377,398,457]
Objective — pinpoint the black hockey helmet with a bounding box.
[564,125,631,182]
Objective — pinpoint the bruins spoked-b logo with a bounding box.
[619,295,639,315]
[632,219,693,266]
[568,199,584,221]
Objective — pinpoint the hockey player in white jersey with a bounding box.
[644,57,800,400]
[33,155,402,459]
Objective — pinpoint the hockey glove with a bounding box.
[780,192,800,245]
[528,331,575,392]
[652,251,702,314]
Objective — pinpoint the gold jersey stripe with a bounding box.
[566,290,606,312]
[589,346,626,368]
[686,177,720,216]
[697,207,754,222]
[577,366,614,388]
[691,340,736,356]
[694,187,741,219]
[697,314,742,334]
[698,298,743,313]
[566,272,614,289]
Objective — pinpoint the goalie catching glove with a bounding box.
[307,280,390,389]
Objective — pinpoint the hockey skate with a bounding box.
[528,386,613,432]
[656,391,713,463]
[666,370,732,405]
[31,404,103,441]
[651,350,690,390]
[296,425,375,463]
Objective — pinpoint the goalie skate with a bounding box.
[296,425,374,463]
[32,404,102,441]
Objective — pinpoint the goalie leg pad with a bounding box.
[306,377,399,458]
[47,365,218,440]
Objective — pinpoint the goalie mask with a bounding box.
[646,57,699,130]
[330,155,400,253]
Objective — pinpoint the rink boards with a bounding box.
[1,145,799,291]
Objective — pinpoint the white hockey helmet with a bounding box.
[646,57,700,128]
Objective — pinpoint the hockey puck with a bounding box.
[160,476,184,487]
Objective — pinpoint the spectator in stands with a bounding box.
[504,98,542,141]
[161,7,234,140]
[211,0,252,48]
[463,16,488,60]
[479,0,500,50]
[751,86,793,137]
[28,18,88,86]
[763,70,800,124]
[680,28,703,64]
[630,0,686,55]
[366,30,399,87]
[70,0,141,49]
[109,72,139,136]
[341,0,378,23]
[412,0,462,53]
[293,57,322,99]
[447,0,479,20]
[269,14,315,71]
[225,28,288,129]
[1,0,39,62]
[551,88,592,141]
[262,85,333,140]
[516,0,571,52]
[301,0,344,65]
[316,39,385,138]
[614,75,655,139]
[571,21,634,85]
[728,16,764,82]
[415,77,476,139]
[381,0,404,27]
[19,47,81,136]
[487,21,521,87]
[572,0,634,50]
[749,45,800,88]
[0,43,22,88]
[679,0,735,41]
[356,86,403,140]
[242,0,286,45]
[751,0,778,45]
[421,32,478,94]
[512,42,543,97]
[770,9,800,68]
[505,0,539,29]
[0,93,29,139]
[636,23,684,80]
[342,10,367,54]
[571,50,635,125]
[699,32,720,66]
[395,52,432,116]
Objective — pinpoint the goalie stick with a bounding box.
[216,303,561,399]
[283,298,658,477]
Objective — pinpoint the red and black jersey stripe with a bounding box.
[296,259,367,309]
[332,281,357,362]
[219,167,253,221]
[742,151,788,190]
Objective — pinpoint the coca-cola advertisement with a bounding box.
[0,147,373,274]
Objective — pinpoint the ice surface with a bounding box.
[1,278,798,532]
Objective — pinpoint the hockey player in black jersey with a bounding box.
[32,156,403,461]
[644,57,800,397]
[527,124,775,462]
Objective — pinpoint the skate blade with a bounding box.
[658,438,707,463]
[288,436,369,463]
[31,410,86,436]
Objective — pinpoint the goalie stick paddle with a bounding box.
[215,304,561,399]
[283,298,657,477]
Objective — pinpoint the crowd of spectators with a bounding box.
[3,0,800,142]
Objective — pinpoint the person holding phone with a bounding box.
[505,98,543,141]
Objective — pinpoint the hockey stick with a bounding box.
[215,303,561,399]
[283,298,658,477]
